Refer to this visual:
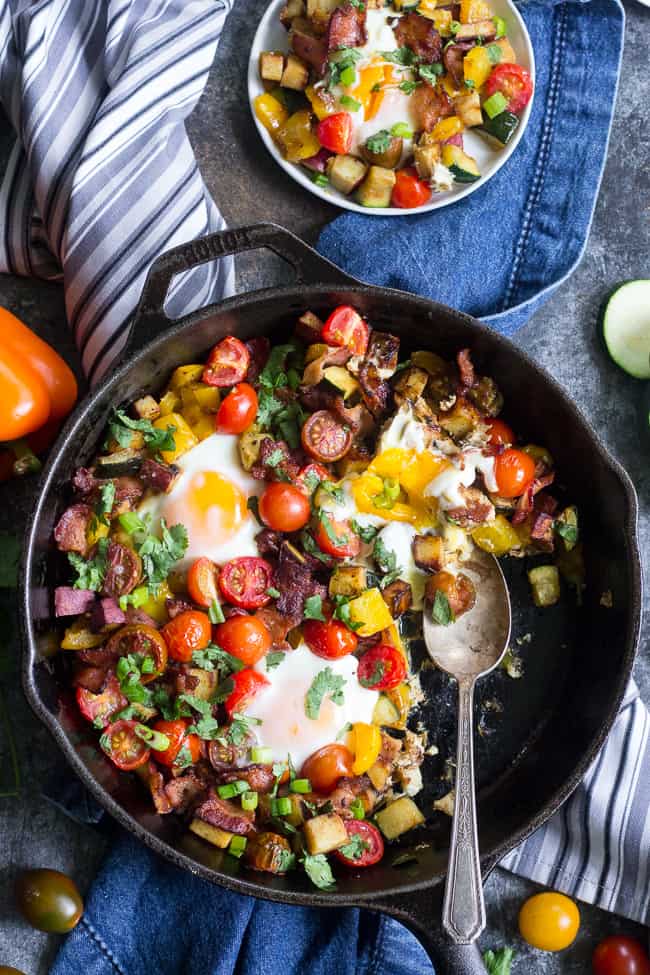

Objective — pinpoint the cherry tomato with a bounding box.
[161,610,211,663]
[485,63,533,114]
[105,624,168,681]
[314,515,361,558]
[316,112,352,154]
[259,482,311,532]
[215,382,258,434]
[593,936,650,975]
[426,571,476,619]
[202,336,250,387]
[219,556,274,609]
[296,462,332,496]
[334,819,385,867]
[14,868,83,934]
[152,718,201,768]
[301,410,353,463]
[357,643,407,690]
[1,307,78,420]
[486,418,515,447]
[518,891,580,951]
[100,719,150,771]
[213,614,272,666]
[187,556,219,607]
[303,619,358,659]
[224,667,270,717]
[321,306,370,356]
[301,743,354,793]
[75,672,126,728]
[391,167,432,209]
[494,447,536,498]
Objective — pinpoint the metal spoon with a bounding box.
[422,549,512,944]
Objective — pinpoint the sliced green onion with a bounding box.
[241,791,259,811]
[271,796,292,816]
[289,778,312,794]
[340,94,361,111]
[493,15,507,38]
[251,746,273,764]
[133,724,170,752]
[118,584,149,612]
[391,122,413,139]
[217,780,249,799]
[450,20,461,33]
[350,798,365,820]
[340,65,356,87]
[118,512,145,534]
[483,91,508,119]
[228,835,247,858]
[311,172,329,188]
[208,597,225,624]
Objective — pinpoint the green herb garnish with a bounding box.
[483,947,515,975]
[339,834,369,860]
[68,537,109,591]
[302,854,337,890]
[265,651,286,671]
[306,667,346,720]
[432,588,453,625]
[107,409,176,457]
[304,594,326,621]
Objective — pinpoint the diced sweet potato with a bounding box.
[412,534,446,573]
[375,796,425,839]
[303,812,349,855]
[133,395,160,421]
[281,53,309,90]
[260,51,285,83]
[280,0,305,27]
[381,579,413,617]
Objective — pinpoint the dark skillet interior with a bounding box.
[22,282,640,907]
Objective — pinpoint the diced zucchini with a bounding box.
[303,813,349,855]
[356,166,396,208]
[481,109,519,146]
[260,51,285,84]
[184,668,219,700]
[393,365,429,402]
[326,154,367,195]
[454,90,483,128]
[347,588,394,636]
[281,54,309,91]
[372,693,401,727]
[375,796,425,840]
[555,505,579,551]
[441,144,480,183]
[329,564,368,599]
[528,565,561,607]
[238,425,270,470]
[189,819,234,849]
[413,143,440,181]
[322,365,360,400]
[133,395,160,421]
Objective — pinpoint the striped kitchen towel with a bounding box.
[0,0,234,385]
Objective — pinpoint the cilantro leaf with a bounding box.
[339,834,369,860]
[151,686,183,720]
[302,854,336,890]
[483,947,515,975]
[68,538,109,591]
[192,644,245,674]
[418,62,443,83]
[380,46,417,66]
[331,594,363,632]
[399,80,420,94]
[301,531,331,564]
[227,712,262,745]
[305,667,346,720]
[265,651,286,671]
[365,130,392,155]
[359,659,386,689]
[137,519,188,592]
[372,536,403,588]
[187,714,221,740]
[432,589,454,625]
[304,594,326,621]
[96,482,116,525]
[276,848,297,873]
[351,520,378,543]
[177,693,212,717]
[175,743,194,769]
[555,520,578,545]
[107,409,176,457]
[319,481,345,505]
[266,587,281,599]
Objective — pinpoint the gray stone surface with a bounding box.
[1,0,649,971]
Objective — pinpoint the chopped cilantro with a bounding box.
[486,43,502,64]
[483,947,515,975]
[465,78,476,89]
[276,848,297,873]
[317,509,349,545]
[337,721,353,740]
[227,712,262,746]
[177,693,212,716]
[266,651,286,671]
[555,520,578,545]
[306,667,346,720]
[359,659,386,688]
[192,644,244,674]
[96,482,116,525]
[339,834,369,860]
[365,129,392,155]
[68,538,109,591]
[327,47,363,89]
[319,482,345,505]
[302,854,336,890]
[107,409,176,457]
[340,94,362,111]
[174,743,194,769]
[372,536,403,587]
[304,594,326,621]
[138,519,188,592]
[380,47,417,65]
[187,714,221,740]
[399,80,420,94]
[301,530,331,564]
[331,594,363,631]
[266,587,281,599]
[418,62,443,82]
[151,686,183,720]
[351,520,378,543]
[432,588,454,625]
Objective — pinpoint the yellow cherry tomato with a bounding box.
[350,722,382,775]
[518,892,580,951]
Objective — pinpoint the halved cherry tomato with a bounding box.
[494,447,536,498]
[202,336,250,387]
[334,819,385,867]
[391,167,432,209]
[75,672,126,728]
[357,644,406,690]
[518,891,580,951]
[302,410,353,462]
[187,557,219,607]
[321,306,370,356]
[485,63,533,114]
[105,624,168,682]
[213,614,272,666]
[593,936,650,975]
[151,718,201,768]
[301,743,354,794]
[314,515,360,559]
[259,482,311,532]
[303,619,358,659]
[486,418,515,447]
[100,719,150,770]
[426,570,476,619]
[224,667,270,717]
[161,610,211,663]
[316,112,352,154]
[219,556,273,609]
[296,462,332,496]
[215,382,258,434]
[0,345,51,441]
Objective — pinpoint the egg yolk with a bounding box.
[352,448,449,528]
[164,470,249,545]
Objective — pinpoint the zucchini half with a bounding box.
[441,144,480,183]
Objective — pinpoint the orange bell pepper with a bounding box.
[0,345,51,441]
[1,306,77,420]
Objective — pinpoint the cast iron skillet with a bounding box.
[21,224,642,974]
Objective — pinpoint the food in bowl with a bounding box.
[253,0,533,208]
[53,307,579,888]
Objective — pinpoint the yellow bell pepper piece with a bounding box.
[275,109,320,162]
[463,47,493,89]
[472,514,521,557]
[159,390,181,416]
[422,7,452,32]
[431,116,464,141]
[417,0,440,17]
[440,73,462,98]
[189,412,215,442]
[153,412,198,463]
[170,364,204,390]
[347,588,394,636]
[305,85,337,121]
[86,518,109,549]
[138,580,172,624]
[61,621,106,651]
[193,385,221,413]
[350,722,383,775]
[460,0,492,21]
[254,92,289,135]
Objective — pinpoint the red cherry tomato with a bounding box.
[334,819,385,867]
[213,614,272,666]
[187,557,219,607]
[321,306,370,356]
[161,610,211,663]
[357,644,407,690]
[215,382,258,434]
[219,556,274,609]
[593,937,650,975]
[301,743,354,793]
[75,672,126,728]
[152,719,201,768]
[296,462,333,496]
[494,447,536,498]
[485,63,533,114]
[316,113,353,154]
[391,167,432,209]
[224,667,270,717]
[259,482,311,532]
[302,410,353,463]
[100,719,150,771]
[314,515,360,559]
[105,624,168,682]
[202,336,250,387]
[486,418,515,446]
[303,619,358,659]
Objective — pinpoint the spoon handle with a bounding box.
[442,676,486,944]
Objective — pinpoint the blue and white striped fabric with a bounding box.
[0,0,234,384]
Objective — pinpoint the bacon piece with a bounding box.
[290,28,327,75]
[245,336,271,384]
[328,775,377,818]
[456,348,476,389]
[140,761,173,814]
[446,486,495,529]
[332,396,374,438]
[535,493,558,516]
[54,587,96,617]
[358,360,391,418]
[164,771,208,813]
[302,345,351,387]
[412,82,453,132]
[326,2,367,51]
[53,503,93,555]
[255,605,293,649]
[393,12,441,62]
[218,764,276,794]
[139,459,180,494]
[72,665,108,693]
[72,467,98,497]
[255,529,282,557]
[275,542,327,626]
[125,606,158,628]
[90,597,127,632]
[443,42,473,87]
[166,597,195,620]
[530,511,555,551]
[194,791,255,835]
[366,331,400,378]
[512,472,556,525]
[112,476,144,515]
[101,542,142,599]
[251,438,302,482]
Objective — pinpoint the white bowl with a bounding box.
[248,0,535,216]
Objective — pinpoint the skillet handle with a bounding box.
[128,223,360,354]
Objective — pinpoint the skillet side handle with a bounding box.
[127,223,360,354]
